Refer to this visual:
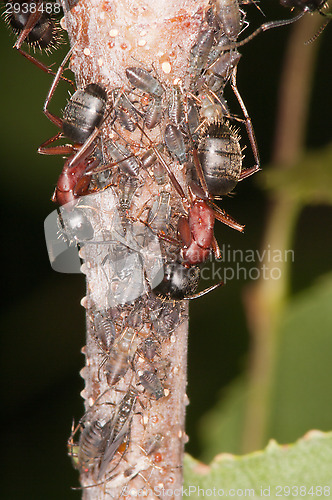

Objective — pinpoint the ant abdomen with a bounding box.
[62,83,108,143]
[198,121,242,196]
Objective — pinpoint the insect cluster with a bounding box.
[3,0,330,496]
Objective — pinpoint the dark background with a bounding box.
[0,2,331,498]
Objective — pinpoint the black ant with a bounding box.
[2,0,74,82]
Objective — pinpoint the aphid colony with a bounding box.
[4,0,330,494]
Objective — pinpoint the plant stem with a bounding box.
[60,0,208,497]
[242,14,322,453]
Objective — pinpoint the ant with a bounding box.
[38,46,109,168]
[37,47,116,205]
[2,0,74,82]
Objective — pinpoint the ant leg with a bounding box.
[230,66,261,175]
[66,104,114,169]
[17,48,76,86]
[181,89,210,199]
[66,128,101,169]
[43,45,76,126]
[124,117,189,205]
[11,0,74,85]
[210,201,245,232]
[239,165,261,181]
[13,2,43,49]
[38,132,76,155]
[185,280,224,300]
[211,235,222,259]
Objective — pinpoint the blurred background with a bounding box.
[0,2,331,498]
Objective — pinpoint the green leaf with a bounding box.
[260,143,332,205]
[268,273,332,443]
[199,377,248,459]
[184,431,332,499]
[199,273,332,459]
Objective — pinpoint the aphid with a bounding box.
[143,433,164,456]
[118,175,139,214]
[145,97,163,129]
[141,147,160,169]
[168,86,184,126]
[106,141,140,177]
[103,327,138,386]
[164,124,187,164]
[148,298,181,339]
[189,25,215,78]
[91,310,117,351]
[206,33,230,66]
[76,420,105,472]
[38,49,109,169]
[126,298,145,329]
[199,92,229,123]
[185,98,200,141]
[126,67,164,98]
[138,370,165,400]
[98,386,139,478]
[152,162,166,185]
[113,90,139,132]
[68,414,115,475]
[141,147,166,184]
[204,50,242,92]
[2,0,66,77]
[147,192,172,233]
[197,120,243,197]
[139,337,160,361]
[214,0,243,41]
